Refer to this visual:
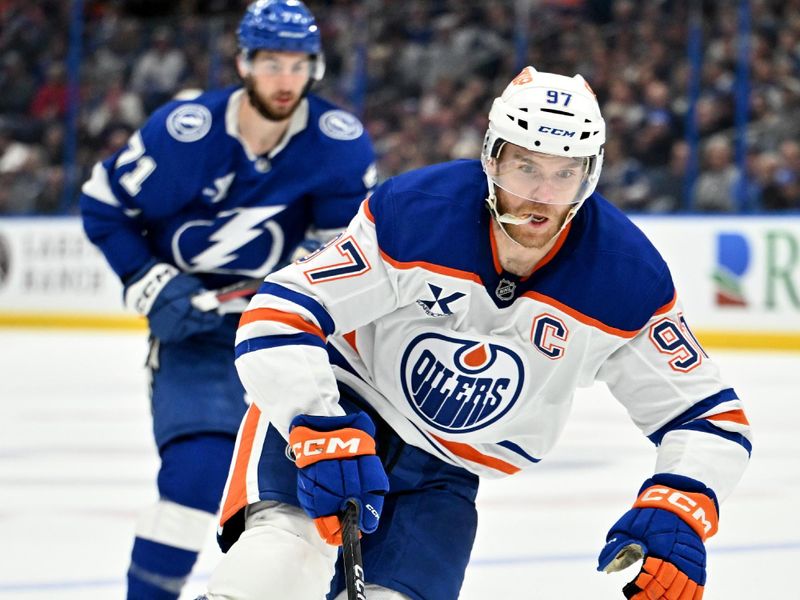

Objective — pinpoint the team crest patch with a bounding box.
[166,104,212,142]
[319,110,363,140]
[400,332,525,434]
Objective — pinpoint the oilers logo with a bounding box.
[400,332,525,434]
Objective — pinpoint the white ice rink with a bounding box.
[1,330,797,599]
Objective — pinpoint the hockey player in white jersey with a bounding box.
[79,1,376,598]
[202,67,751,600]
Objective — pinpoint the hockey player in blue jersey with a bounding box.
[79,1,376,598]
[200,67,751,600]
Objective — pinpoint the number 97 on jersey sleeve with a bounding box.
[648,313,709,373]
[301,235,372,285]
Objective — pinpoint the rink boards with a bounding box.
[0,215,798,349]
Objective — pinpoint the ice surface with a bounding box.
[0,331,796,598]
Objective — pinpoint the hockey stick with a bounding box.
[190,277,264,312]
[342,499,367,600]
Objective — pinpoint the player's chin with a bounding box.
[267,98,300,118]
[509,223,556,248]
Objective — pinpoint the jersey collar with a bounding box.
[225,88,310,161]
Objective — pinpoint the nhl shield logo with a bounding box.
[495,278,516,301]
[400,332,525,434]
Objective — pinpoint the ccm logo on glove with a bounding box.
[290,427,377,467]
[634,485,718,540]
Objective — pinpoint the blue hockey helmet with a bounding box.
[238,0,321,54]
[238,0,324,80]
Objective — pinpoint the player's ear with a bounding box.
[236,52,251,79]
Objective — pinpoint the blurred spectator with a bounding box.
[694,135,740,212]
[0,125,45,214]
[598,137,651,212]
[648,140,691,212]
[85,73,146,138]
[29,63,69,121]
[634,80,679,167]
[1,0,800,215]
[0,126,35,175]
[766,140,800,210]
[0,51,36,116]
[129,25,187,112]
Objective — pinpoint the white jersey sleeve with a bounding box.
[596,300,751,501]
[234,200,397,438]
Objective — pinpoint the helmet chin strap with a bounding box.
[487,177,574,250]
[485,172,588,252]
[485,179,532,248]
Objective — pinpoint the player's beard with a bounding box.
[496,199,570,250]
[243,75,303,122]
[503,217,564,249]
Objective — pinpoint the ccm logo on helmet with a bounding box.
[538,126,575,137]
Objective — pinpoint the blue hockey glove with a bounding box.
[123,261,223,343]
[288,412,389,546]
[597,474,719,600]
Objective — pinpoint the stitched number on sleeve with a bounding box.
[678,313,709,359]
[116,132,156,196]
[648,316,702,372]
[303,236,371,284]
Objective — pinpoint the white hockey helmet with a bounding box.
[482,66,606,225]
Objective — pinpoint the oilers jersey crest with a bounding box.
[227,159,751,526]
[400,332,525,434]
[79,86,376,288]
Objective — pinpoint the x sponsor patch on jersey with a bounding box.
[400,332,525,434]
[417,282,466,317]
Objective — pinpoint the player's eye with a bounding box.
[291,60,311,74]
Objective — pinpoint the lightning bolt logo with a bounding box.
[174,206,286,275]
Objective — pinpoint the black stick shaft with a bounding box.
[342,500,367,600]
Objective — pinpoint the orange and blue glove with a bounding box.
[288,412,389,546]
[597,474,719,599]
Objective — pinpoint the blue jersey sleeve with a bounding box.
[80,100,213,279]
[306,101,378,233]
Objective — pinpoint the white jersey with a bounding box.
[234,160,751,501]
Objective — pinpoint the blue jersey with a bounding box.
[79,86,376,448]
[80,86,376,290]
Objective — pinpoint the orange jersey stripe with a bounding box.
[525,221,572,280]
[380,250,484,285]
[488,223,503,275]
[220,404,262,526]
[363,198,375,223]
[342,330,358,354]
[521,290,640,338]
[706,409,749,426]
[653,290,678,316]
[239,307,326,342]
[430,433,520,475]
